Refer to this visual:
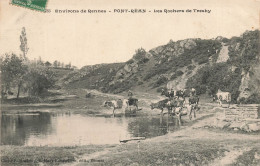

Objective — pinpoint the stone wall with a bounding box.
[225,104,259,121]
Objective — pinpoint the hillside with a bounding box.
[61,30,260,103]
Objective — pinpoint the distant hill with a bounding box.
[61,30,260,103]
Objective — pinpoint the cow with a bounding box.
[103,98,139,117]
[124,98,139,110]
[166,97,185,125]
[215,89,231,107]
[161,89,174,99]
[151,98,185,125]
[166,97,185,113]
[103,99,124,117]
[175,90,184,99]
[150,99,170,115]
[150,99,169,112]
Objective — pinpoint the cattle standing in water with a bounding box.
[103,99,124,117]
[150,99,170,116]
[124,98,139,109]
[151,97,185,125]
[167,97,185,125]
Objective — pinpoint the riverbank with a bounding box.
[1,89,260,165]
[1,88,164,116]
[1,112,260,166]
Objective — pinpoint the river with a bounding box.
[1,111,181,146]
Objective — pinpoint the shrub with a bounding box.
[138,81,143,85]
[170,70,183,80]
[186,63,242,101]
[176,70,184,76]
[153,77,168,88]
[187,65,195,70]
[126,59,134,64]
[243,93,260,104]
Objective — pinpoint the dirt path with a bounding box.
[217,43,229,63]
[210,148,251,166]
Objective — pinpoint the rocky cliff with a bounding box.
[61,30,260,103]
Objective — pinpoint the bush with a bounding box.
[153,77,168,88]
[176,70,184,76]
[126,59,134,64]
[187,65,195,70]
[241,93,260,104]
[170,70,183,80]
[138,81,143,85]
[186,63,242,101]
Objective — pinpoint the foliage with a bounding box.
[24,67,55,96]
[133,48,149,64]
[152,76,168,88]
[170,70,184,80]
[185,39,221,64]
[0,54,56,99]
[0,54,28,98]
[144,39,221,81]
[187,65,196,70]
[186,63,242,102]
[239,93,260,104]
[228,30,259,71]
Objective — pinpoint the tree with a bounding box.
[0,54,28,98]
[53,60,58,68]
[20,27,29,59]
[24,67,54,96]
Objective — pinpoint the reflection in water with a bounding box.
[1,112,180,146]
[127,115,180,138]
[1,113,52,145]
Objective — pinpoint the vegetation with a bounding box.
[133,48,149,64]
[228,30,259,71]
[0,54,56,99]
[185,30,259,103]
[20,27,29,59]
[170,70,184,80]
[232,147,260,166]
[239,93,260,104]
[144,39,221,82]
[153,76,168,88]
[1,27,71,101]
[61,30,258,103]
[0,54,27,98]
[186,63,242,102]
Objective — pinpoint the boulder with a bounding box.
[240,122,260,132]
[248,123,260,132]
[213,119,231,129]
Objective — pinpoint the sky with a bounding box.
[0,0,259,68]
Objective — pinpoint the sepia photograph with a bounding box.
[0,0,260,165]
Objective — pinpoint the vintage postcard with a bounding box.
[0,0,259,165]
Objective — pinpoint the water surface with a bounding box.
[1,112,180,146]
